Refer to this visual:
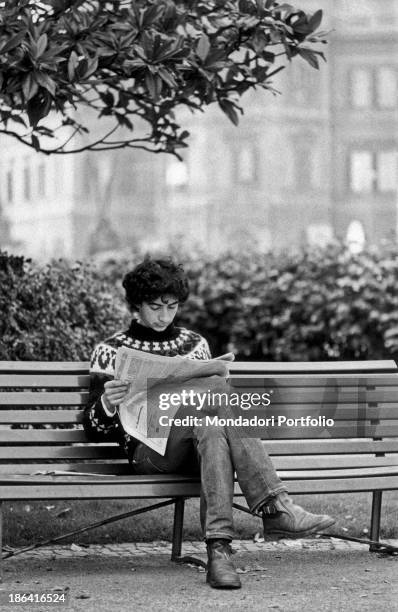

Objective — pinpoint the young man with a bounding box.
[84,258,335,589]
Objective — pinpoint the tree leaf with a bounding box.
[298,47,319,69]
[68,51,79,81]
[37,33,48,58]
[0,31,26,54]
[219,98,240,126]
[27,91,52,127]
[196,33,211,61]
[309,9,323,33]
[35,72,56,97]
[22,73,39,101]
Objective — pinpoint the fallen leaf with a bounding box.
[56,507,71,517]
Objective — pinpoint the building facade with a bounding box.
[0,0,397,259]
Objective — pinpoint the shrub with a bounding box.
[0,252,126,361]
[2,243,398,363]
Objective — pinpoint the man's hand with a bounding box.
[103,379,129,408]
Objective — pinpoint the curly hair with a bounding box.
[122,258,190,311]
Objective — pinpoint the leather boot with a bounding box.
[206,539,242,589]
[261,492,335,538]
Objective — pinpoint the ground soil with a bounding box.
[1,548,397,612]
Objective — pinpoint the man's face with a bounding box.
[137,294,179,331]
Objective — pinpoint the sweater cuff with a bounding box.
[101,394,117,418]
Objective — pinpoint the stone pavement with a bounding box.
[4,536,398,560]
[1,538,397,611]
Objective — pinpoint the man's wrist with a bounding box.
[101,394,117,417]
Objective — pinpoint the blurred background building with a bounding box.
[0,0,397,260]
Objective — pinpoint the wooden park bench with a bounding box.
[1,359,398,578]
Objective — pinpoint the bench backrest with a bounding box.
[1,360,398,476]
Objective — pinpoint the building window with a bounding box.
[350,66,397,110]
[349,149,397,193]
[236,144,256,184]
[6,170,13,203]
[377,151,397,191]
[38,162,46,197]
[23,164,31,201]
[350,151,374,193]
[376,67,397,109]
[165,158,189,190]
[350,68,372,109]
[346,220,366,254]
[293,138,315,191]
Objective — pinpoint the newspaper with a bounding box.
[115,346,230,455]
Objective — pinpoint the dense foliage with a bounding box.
[0,0,327,155]
[0,252,126,360]
[2,244,398,363]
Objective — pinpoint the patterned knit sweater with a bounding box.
[83,319,211,457]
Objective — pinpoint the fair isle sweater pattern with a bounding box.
[90,327,211,376]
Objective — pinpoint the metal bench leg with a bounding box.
[171,498,185,560]
[370,491,383,552]
[171,498,207,569]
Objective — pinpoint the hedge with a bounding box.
[2,244,398,362]
[0,252,126,361]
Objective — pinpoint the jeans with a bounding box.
[129,376,287,541]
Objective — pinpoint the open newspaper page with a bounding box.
[115,346,229,455]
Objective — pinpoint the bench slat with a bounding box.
[3,467,398,486]
[229,361,398,373]
[4,389,397,405]
[1,404,398,426]
[1,455,398,476]
[0,430,88,443]
[0,410,83,424]
[242,405,398,420]
[236,388,398,403]
[0,447,124,459]
[0,392,88,405]
[263,439,398,454]
[283,475,398,494]
[243,424,398,438]
[1,434,397,452]
[230,374,398,386]
[0,420,398,446]
[1,474,398,501]
[0,463,134,475]
[0,362,89,373]
[0,375,90,388]
[1,360,396,375]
